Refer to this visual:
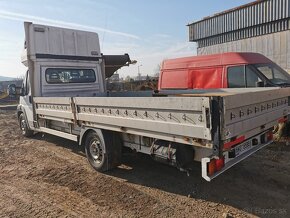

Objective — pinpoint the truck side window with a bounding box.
[227,66,245,88]
[26,72,30,95]
[21,71,28,95]
[45,69,96,84]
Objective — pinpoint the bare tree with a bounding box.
[125,75,133,82]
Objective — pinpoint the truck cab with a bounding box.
[158,52,290,90]
[18,22,132,133]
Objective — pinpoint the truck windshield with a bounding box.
[253,64,290,85]
[45,68,96,84]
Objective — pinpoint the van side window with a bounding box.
[227,66,245,88]
[246,66,261,87]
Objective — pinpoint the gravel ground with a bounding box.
[0,110,289,218]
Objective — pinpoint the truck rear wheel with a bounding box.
[176,144,194,170]
[18,113,34,137]
[84,129,122,172]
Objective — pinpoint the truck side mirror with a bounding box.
[256,81,265,87]
[7,84,24,96]
[19,87,25,96]
[7,84,17,96]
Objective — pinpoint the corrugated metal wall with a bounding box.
[197,30,290,71]
[196,19,290,47]
[189,0,290,47]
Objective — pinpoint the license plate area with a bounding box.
[225,139,254,162]
[234,140,252,157]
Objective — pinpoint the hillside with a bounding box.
[0,76,16,81]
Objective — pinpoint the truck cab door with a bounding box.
[19,71,34,129]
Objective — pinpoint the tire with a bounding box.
[18,113,34,137]
[84,129,122,172]
[176,144,194,170]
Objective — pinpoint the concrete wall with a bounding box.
[197,30,290,72]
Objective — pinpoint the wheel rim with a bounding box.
[89,138,103,164]
[20,118,26,134]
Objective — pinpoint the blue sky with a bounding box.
[0,0,253,78]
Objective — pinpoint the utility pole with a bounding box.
[138,64,142,80]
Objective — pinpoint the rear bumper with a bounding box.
[201,140,272,182]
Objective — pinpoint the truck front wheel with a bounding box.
[18,113,34,137]
[84,129,122,172]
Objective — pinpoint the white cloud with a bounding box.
[0,10,139,39]
[0,10,197,78]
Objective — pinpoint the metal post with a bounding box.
[138,64,142,80]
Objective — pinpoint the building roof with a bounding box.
[188,0,263,26]
[188,0,290,47]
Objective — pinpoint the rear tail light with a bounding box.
[208,157,225,176]
[223,135,245,150]
[216,158,225,171]
[261,131,274,143]
[266,131,273,141]
[278,116,287,123]
[208,159,216,176]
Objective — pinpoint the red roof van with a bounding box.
[158,52,290,90]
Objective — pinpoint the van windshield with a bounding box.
[253,64,290,85]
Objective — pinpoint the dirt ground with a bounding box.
[0,110,289,218]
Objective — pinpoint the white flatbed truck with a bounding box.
[14,22,290,181]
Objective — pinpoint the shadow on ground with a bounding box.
[37,134,290,217]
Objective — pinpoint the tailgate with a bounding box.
[222,88,290,141]
[202,87,290,181]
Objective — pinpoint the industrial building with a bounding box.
[188,0,290,71]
